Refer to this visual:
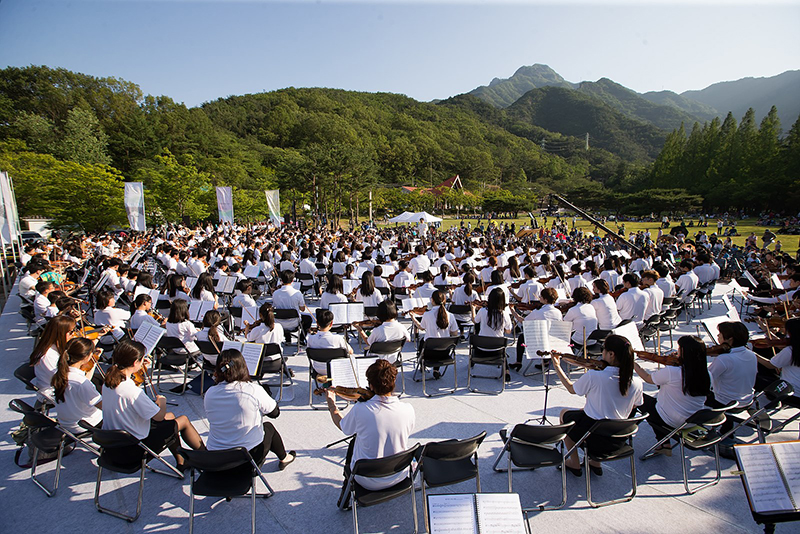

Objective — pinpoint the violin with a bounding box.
[556,301,579,314]
[402,306,428,316]
[77,325,111,341]
[635,350,681,367]
[79,348,106,377]
[354,319,381,329]
[547,351,608,370]
[313,384,374,402]
[148,310,165,322]
[512,301,542,312]
[751,338,790,350]
[705,343,732,356]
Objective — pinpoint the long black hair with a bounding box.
[786,318,800,367]
[604,334,635,396]
[677,336,711,397]
[486,288,506,331]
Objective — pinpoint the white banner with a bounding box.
[216,186,234,224]
[0,171,20,242]
[265,189,282,226]
[124,182,146,232]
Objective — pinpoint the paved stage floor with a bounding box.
[0,282,796,534]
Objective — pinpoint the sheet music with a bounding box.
[198,301,215,321]
[139,324,165,356]
[189,300,203,322]
[736,444,795,513]
[185,276,198,290]
[236,306,259,330]
[475,493,526,534]
[329,357,360,388]
[744,270,758,289]
[342,279,359,295]
[771,273,783,290]
[728,279,746,295]
[215,276,237,294]
[149,288,161,304]
[701,317,729,344]
[134,323,152,343]
[548,320,574,354]
[355,265,369,279]
[522,320,550,360]
[240,343,263,376]
[355,357,378,387]
[221,340,243,352]
[401,298,427,313]
[291,281,301,291]
[243,264,260,278]
[555,288,567,301]
[771,442,800,506]
[721,295,741,322]
[381,264,396,277]
[428,494,478,534]
[612,321,645,352]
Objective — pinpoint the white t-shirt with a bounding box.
[307,330,351,374]
[420,306,458,339]
[564,303,598,344]
[339,395,415,490]
[247,323,285,355]
[55,367,103,433]
[367,320,411,350]
[474,307,512,337]
[204,381,277,451]
[573,366,644,420]
[771,346,800,391]
[130,309,160,331]
[166,320,199,353]
[355,290,384,308]
[708,346,757,405]
[592,294,622,330]
[195,327,230,365]
[651,366,707,428]
[34,345,60,396]
[102,379,160,440]
[321,291,349,310]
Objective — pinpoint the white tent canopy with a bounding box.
[413,211,442,223]
[388,211,416,223]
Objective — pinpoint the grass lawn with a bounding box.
[367,216,799,256]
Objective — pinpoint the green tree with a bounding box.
[136,150,212,223]
[57,107,112,165]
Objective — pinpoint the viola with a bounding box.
[313,380,374,402]
[705,343,732,356]
[751,338,790,350]
[635,350,681,367]
[548,351,608,370]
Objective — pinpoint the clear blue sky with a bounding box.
[1,0,798,107]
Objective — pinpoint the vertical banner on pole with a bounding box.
[265,190,282,226]
[216,186,234,224]
[124,182,147,232]
[0,171,19,242]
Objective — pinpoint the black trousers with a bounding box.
[641,394,672,441]
[249,422,287,466]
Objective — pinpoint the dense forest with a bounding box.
[0,66,797,232]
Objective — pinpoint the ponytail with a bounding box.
[104,339,146,389]
[433,291,449,330]
[463,272,474,297]
[52,338,95,403]
[604,334,634,396]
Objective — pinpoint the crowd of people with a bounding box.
[11,212,800,517]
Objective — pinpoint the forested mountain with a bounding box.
[0,65,796,233]
[640,90,720,122]
[504,86,667,161]
[682,70,800,133]
[468,64,576,108]
[574,78,702,131]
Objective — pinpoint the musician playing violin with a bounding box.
[512,287,561,371]
[354,300,410,353]
[634,336,711,455]
[551,335,644,477]
[130,294,167,331]
[326,359,415,509]
[755,318,800,392]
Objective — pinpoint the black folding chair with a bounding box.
[640,402,736,494]
[565,414,648,508]
[194,339,221,397]
[467,335,509,395]
[340,443,421,534]
[419,432,486,529]
[81,422,183,522]
[492,422,574,511]
[254,343,293,402]
[306,347,349,409]
[181,447,274,534]
[412,337,459,397]
[365,339,406,395]
[155,335,199,395]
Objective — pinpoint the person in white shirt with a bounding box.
[326,359,415,506]
[653,263,677,298]
[472,287,514,338]
[417,218,429,239]
[245,303,286,353]
[675,260,699,298]
[412,270,438,301]
[33,281,56,323]
[754,318,800,392]
[512,287,563,370]
[615,273,650,327]
[706,321,758,438]
[231,279,257,309]
[165,298,199,353]
[19,265,43,301]
[354,271,385,308]
[408,245,431,276]
[167,274,192,302]
[410,290,459,379]
[634,336,711,455]
[564,288,599,345]
[307,308,354,376]
[195,309,230,366]
[130,294,166,332]
[321,274,349,310]
[392,260,415,295]
[693,254,716,285]
[51,337,104,433]
[191,272,220,309]
[272,270,312,342]
[93,289,132,341]
[205,349,295,469]
[355,300,410,356]
[29,315,77,399]
[551,335,644,476]
[518,266,544,304]
[102,339,204,471]
[640,270,664,321]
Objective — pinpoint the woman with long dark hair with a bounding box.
[551,334,644,476]
[472,288,513,338]
[245,303,285,348]
[204,349,295,469]
[51,337,103,433]
[166,298,199,353]
[192,272,219,309]
[321,273,348,310]
[634,335,711,455]
[102,339,204,469]
[755,317,800,391]
[30,315,77,395]
[354,271,383,307]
